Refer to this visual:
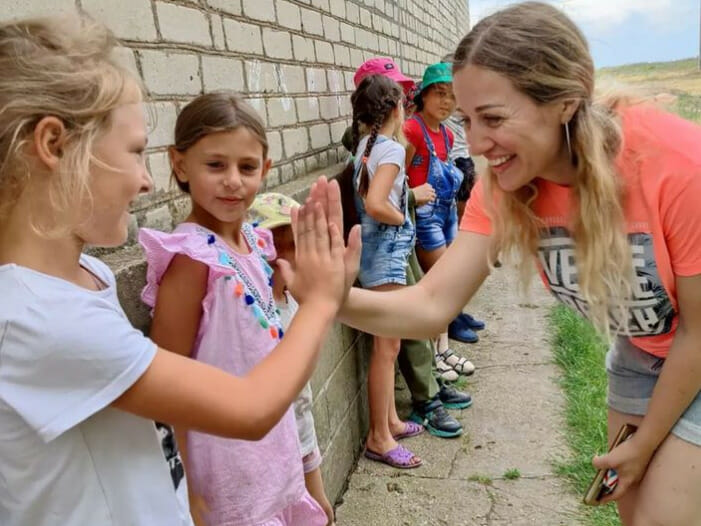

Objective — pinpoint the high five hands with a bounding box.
[277,176,362,313]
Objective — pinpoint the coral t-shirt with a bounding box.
[460,104,701,358]
[404,116,454,188]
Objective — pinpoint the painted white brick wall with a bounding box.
[242,0,277,23]
[262,29,293,60]
[82,0,157,41]
[300,7,323,36]
[224,18,263,54]
[277,0,302,31]
[208,0,242,16]
[282,127,309,157]
[155,2,212,46]
[292,35,316,62]
[296,98,321,122]
[202,56,245,92]
[0,0,470,233]
[310,123,331,149]
[140,50,202,95]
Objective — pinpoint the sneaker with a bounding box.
[438,384,473,410]
[435,358,459,382]
[437,348,475,376]
[410,401,463,438]
[457,312,486,331]
[448,318,479,343]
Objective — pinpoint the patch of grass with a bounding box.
[452,376,471,391]
[673,92,701,123]
[549,305,621,526]
[468,474,493,486]
[503,468,521,480]
[597,57,701,94]
[596,57,701,124]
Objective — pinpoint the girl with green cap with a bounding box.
[404,63,482,376]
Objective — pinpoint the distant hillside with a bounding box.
[596,57,701,122]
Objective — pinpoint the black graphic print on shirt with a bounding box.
[537,226,675,336]
[155,422,185,490]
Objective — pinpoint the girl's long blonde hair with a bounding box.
[0,14,139,235]
[453,1,633,336]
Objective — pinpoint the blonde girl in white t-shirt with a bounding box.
[0,14,357,526]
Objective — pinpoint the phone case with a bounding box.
[583,423,637,506]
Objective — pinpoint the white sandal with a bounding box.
[437,348,475,376]
[435,358,459,382]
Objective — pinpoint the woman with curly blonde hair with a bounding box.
[323,2,701,524]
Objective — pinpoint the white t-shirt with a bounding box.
[444,114,470,161]
[276,293,318,458]
[0,255,193,526]
[354,135,407,211]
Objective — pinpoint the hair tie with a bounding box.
[362,156,369,164]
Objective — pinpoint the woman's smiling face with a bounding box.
[453,64,569,192]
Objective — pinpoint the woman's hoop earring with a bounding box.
[564,121,573,163]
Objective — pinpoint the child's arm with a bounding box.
[112,302,335,440]
[113,202,347,441]
[405,144,416,171]
[412,183,436,206]
[149,254,207,359]
[364,164,404,225]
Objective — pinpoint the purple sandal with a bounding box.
[364,444,423,469]
[393,421,424,440]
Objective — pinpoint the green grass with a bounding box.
[672,92,701,123]
[468,474,493,486]
[503,468,521,480]
[549,305,621,526]
[596,57,701,124]
[597,57,699,79]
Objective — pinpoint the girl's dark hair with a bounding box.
[414,86,427,112]
[348,74,403,197]
[171,92,268,193]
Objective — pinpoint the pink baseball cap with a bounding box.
[353,57,415,92]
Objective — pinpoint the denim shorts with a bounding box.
[415,199,458,251]
[358,224,414,288]
[607,337,701,446]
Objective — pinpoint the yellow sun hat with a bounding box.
[247,192,301,230]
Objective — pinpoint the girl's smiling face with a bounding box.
[77,101,152,247]
[421,82,456,123]
[171,128,271,226]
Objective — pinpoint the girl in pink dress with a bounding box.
[139,93,329,526]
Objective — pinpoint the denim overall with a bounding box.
[411,115,464,250]
[353,136,416,288]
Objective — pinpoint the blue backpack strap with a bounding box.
[411,115,436,157]
[440,124,452,156]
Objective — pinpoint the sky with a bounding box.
[469,0,699,68]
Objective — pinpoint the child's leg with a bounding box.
[416,245,447,351]
[387,380,406,435]
[417,244,476,373]
[304,467,335,526]
[396,251,440,406]
[366,333,402,453]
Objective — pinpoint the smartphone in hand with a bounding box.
[583,423,638,506]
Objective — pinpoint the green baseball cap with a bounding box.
[420,62,452,93]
